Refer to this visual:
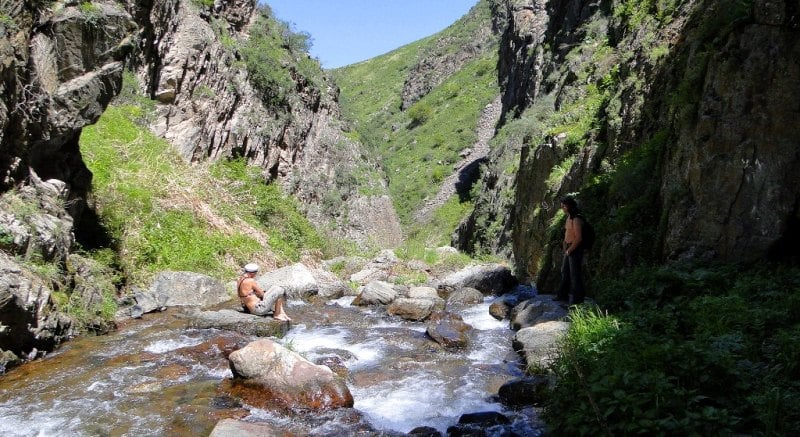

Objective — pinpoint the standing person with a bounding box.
[237,263,292,321]
[555,196,586,305]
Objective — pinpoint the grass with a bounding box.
[80,99,324,286]
[544,262,800,435]
[333,0,499,227]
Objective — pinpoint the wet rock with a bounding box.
[425,311,472,349]
[447,287,484,305]
[186,309,289,337]
[352,280,397,306]
[509,297,567,330]
[408,425,442,436]
[498,375,551,407]
[209,418,287,437]
[226,339,353,411]
[447,411,511,436]
[315,355,349,379]
[441,264,518,295]
[513,321,570,370]
[314,281,351,301]
[387,298,436,321]
[488,284,538,321]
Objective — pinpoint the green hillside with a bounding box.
[332,0,499,244]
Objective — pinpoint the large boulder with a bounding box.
[509,296,567,330]
[186,309,289,337]
[498,375,551,407]
[352,280,397,306]
[441,263,518,295]
[255,263,320,299]
[129,271,231,317]
[446,287,485,305]
[513,321,570,371]
[387,298,436,321]
[225,339,353,411]
[425,311,472,349]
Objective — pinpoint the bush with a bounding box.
[544,262,800,435]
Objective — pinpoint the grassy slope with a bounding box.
[332,0,499,251]
[80,93,324,286]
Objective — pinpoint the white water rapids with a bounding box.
[0,296,542,435]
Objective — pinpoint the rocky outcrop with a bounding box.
[127,0,402,248]
[459,0,800,287]
[1,0,135,193]
[0,0,137,370]
[400,1,500,110]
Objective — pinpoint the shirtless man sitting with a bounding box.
[237,263,291,321]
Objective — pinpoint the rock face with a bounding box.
[0,252,72,366]
[456,0,800,287]
[0,0,135,193]
[128,0,402,248]
[0,0,135,370]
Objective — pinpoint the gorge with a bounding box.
[1,0,798,435]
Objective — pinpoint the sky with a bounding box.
[264,1,479,69]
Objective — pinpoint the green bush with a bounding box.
[545,262,800,435]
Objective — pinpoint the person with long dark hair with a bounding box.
[556,196,585,304]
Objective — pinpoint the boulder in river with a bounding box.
[440,263,518,295]
[352,280,397,306]
[185,309,289,337]
[425,311,472,349]
[128,271,231,317]
[513,321,570,371]
[509,296,567,330]
[224,339,353,411]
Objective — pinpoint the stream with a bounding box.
[0,295,543,436]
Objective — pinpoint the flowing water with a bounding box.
[0,296,542,436]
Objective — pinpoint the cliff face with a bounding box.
[126,0,402,248]
[0,0,136,368]
[460,0,800,286]
[0,0,400,369]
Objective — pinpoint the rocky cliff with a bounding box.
[457,0,800,288]
[0,0,400,370]
[125,0,402,248]
[0,0,135,369]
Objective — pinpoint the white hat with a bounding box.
[244,263,259,273]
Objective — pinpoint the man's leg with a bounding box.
[569,249,585,304]
[262,285,291,321]
[556,254,571,301]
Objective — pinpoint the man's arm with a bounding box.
[251,281,265,298]
[568,217,583,254]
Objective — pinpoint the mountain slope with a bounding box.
[332,0,503,236]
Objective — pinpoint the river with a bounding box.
[0,295,543,436]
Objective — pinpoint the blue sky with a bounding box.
[264,1,479,69]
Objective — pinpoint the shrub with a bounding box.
[545,262,800,435]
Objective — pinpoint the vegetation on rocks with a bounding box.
[333,0,499,231]
[79,77,325,287]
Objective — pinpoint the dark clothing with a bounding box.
[557,246,585,304]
